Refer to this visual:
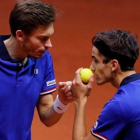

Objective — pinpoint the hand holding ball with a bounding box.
[80,68,93,84]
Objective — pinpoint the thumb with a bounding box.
[87,75,94,89]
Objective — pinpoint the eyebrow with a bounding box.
[39,34,51,37]
[39,31,54,37]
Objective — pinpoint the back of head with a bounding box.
[92,29,139,71]
[10,0,56,37]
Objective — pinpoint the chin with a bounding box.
[28,51,45,58]
[97,82,103,85]
[97,80,108,85]
[31,54,43,59]
[36,56,43,59]
[97,80,105,85]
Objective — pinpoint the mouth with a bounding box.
[94,74,98,80]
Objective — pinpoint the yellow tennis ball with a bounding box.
[80,68,93,84]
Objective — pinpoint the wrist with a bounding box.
[75,96,88,102]
[58,96,69,105]
[75,97,87,105]
[74,97,87,113]
[53,95,70,114]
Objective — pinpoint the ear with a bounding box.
[110,59,119,72]
[16,30,25,42]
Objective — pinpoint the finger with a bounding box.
[57,82,67,93]
[65,91,73,97]
[64,86,71,94]
[87,75,94,89]
[67,95,75,100]
[59,81,69,89]
[58,82,66,88]
[66,81,72,86]
[75,68,83,83]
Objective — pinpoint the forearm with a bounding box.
[38,94,70,127]
[37,94,65,127]
[73,97,88,140]
[40,104,63,127]
[38,81,73,127]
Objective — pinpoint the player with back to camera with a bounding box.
[71,29,140,140]
[0,0,74,139]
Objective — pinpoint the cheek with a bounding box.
[96,67,109,79]
[97,67,111,82]
[96,67,104,75]
[27,40,41,51]
[27,37,39,45]
[23,43,36,53]
[29,39,39,47]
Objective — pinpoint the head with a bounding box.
[90,29,139,85]
[10,0,55,37]
[9,0,56,58]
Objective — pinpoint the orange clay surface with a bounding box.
[0,0,140,140]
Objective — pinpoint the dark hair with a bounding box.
[92,29,139,71]
[9,0,56,37]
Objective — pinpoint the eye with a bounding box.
[94,59,98,63]
[92,58,98,64]
[40,37,49,42]
[92,56,98,64]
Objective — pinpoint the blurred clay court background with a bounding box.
[0,0,140,140]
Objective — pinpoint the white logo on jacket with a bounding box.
[47,80,56,86]
[94,121,98,129]
[34,69,38,74]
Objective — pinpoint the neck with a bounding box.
[4,35,27,61]
[111,70,136,88]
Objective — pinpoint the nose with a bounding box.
[90,62,95,73]
[44,39,52,48]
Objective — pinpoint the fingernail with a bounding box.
[66,81,72,86]
[59,82,63,86]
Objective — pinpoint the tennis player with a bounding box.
[0,0,73,139]
[71,29,140,140]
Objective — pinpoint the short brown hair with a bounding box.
[9,0,56,36]
[92,29,139,71]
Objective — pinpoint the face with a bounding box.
[90,46,113,85]
[21,23,54,58]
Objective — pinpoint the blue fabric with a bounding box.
[0,35,56,140]
[91,74,140,140]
